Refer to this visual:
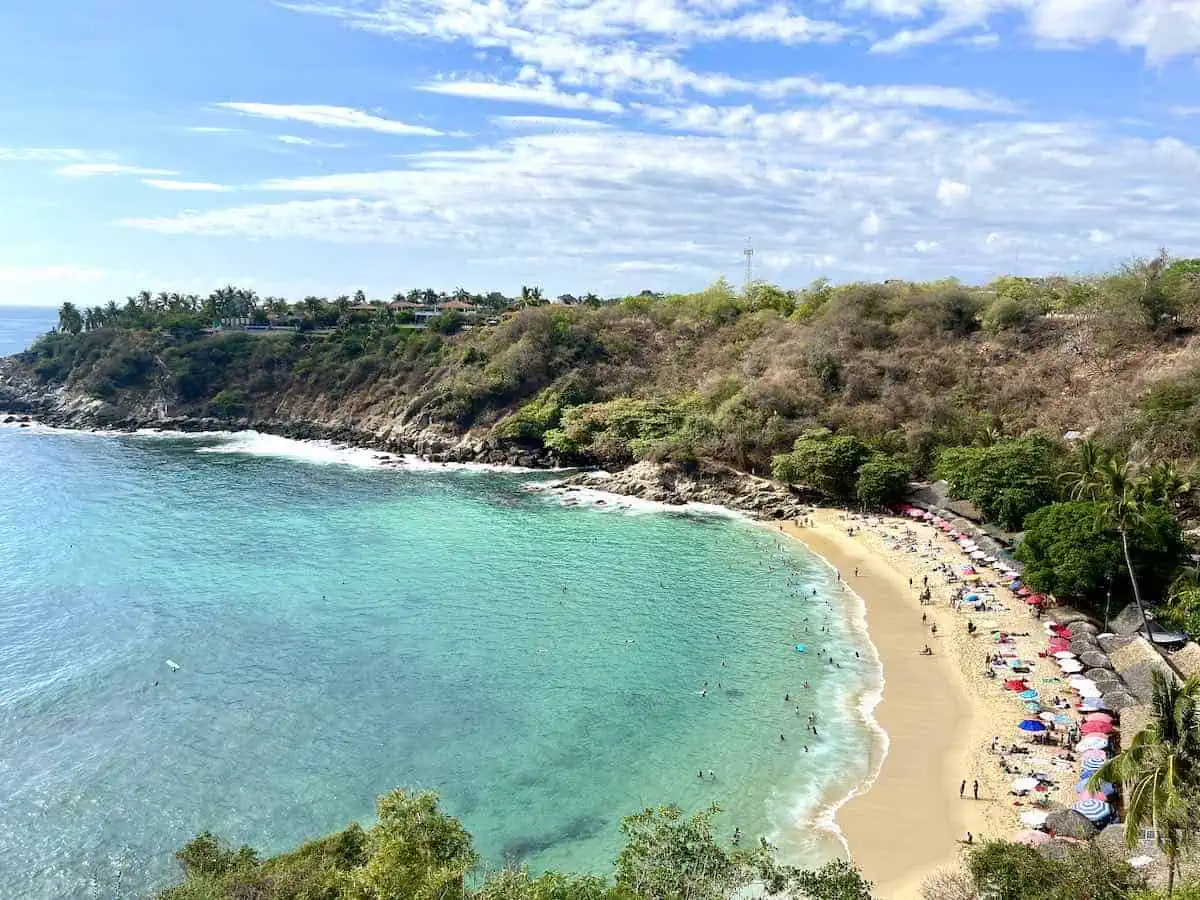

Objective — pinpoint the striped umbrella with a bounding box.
[1077,735,1109,751]
[1080,749,1108,765]
[1076,779,1114,795]
[1073,799,1113,822]
[1080,759,1104,776]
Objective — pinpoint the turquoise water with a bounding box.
[0,309,881,899]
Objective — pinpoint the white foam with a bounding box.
[531,482,747,519]
[191,431,399,469]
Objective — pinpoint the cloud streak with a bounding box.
[215,102,445,136]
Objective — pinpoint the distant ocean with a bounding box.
[0,306,883,899]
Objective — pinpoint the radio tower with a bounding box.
[743,237,754,289]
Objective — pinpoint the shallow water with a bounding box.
[0,309,881,898]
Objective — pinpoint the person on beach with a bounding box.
[960,780,966,799]
[973,780,979,800]
[780,733,786,742]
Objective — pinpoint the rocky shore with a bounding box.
[1,359,818,519]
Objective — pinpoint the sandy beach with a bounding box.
[784,509,1074,899]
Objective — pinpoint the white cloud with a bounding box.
[419,79,623,113]
[0,147,90,162]
[142,178,233,192]
[1088,228,1114,243]
[936,178,971,206]
[0,264,106,285]
[216,102,444,136]
[120,113,1200,285]
[186,126,242,134]
[57,163,176,177]
[492,115,613,130]
[857,0,1200,62]
[1170,106,1200,117]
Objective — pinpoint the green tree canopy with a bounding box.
[965,841,1144,900]
[936,437,1060,531]
[772,429,870,499]
[1015,501,1184,611]
[855,454,911,509]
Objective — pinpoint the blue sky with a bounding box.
[2,0,1200,305]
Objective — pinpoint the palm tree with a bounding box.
[1097,457,1154,637]
[1060,439,1108,501]
[1091,671,1200,897]
[1143,460,1192,509]
[57,302,83,334]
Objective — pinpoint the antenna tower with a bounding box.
[743,237,754,289]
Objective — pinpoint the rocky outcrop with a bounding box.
[1,360,817,519]
[552,460,822,519]
[0,357,563,467]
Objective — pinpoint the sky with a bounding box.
[2,0,1200,306]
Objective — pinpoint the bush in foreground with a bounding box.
[159,792,873,900]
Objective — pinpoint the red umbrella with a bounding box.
[1005,679,1028,691]
[1029,594,1047,605]
[1049,641,1070,652]
[1081,721,1113,735]
[1085,713,1114,724]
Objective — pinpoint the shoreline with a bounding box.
[782,511,993,899]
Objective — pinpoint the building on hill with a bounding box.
[551,294,577,305]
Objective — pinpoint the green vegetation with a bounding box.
[17,254,1200,629]
[1017,501,1183,615]
[158,791,872,900]
[1091,672,1200,897]
[935,437,1060,531]
[953,841,1145,900]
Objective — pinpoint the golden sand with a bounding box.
[782,509,1078,899]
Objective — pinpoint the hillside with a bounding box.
[5,263,1200,480]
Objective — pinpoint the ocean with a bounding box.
[0,306,882,899]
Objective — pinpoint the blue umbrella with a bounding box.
[1076,779,1114,795]
[1019,720,1048,733]
[1019,690,1039,701]
[1073,799,1112,822]
[1081,757,1104,773]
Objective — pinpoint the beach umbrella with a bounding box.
[1019,720,1048,733]
[1012,776,1040,792]
[1076,777,1114,793]
[1081,720,1113,735]
[1020,809,1050,828]
[1020,689,1041,701]
[1085,713,1114,724]
[1074,799,1113,823]
[1053,651,1077,659]
[1046,809,1099,840]
[1081,748,1109,763]
[1005,679,1028,691]
[1016,829,1052,847]
[1078,684,1103,699]
[1077,735,1110,751]
[1017,587,1033,596]
[1060,660,1084,673]
[1038,711,1058,722]
[1080,760,1105,778]
[1049,641,1071,653]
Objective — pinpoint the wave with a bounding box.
[530,482,747,519]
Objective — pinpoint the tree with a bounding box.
[57,302,83,335]
[1059,439,1109,501]
[1100,457,1156,637]
[936,438,1059,531]
[1092,672,1200,897]
[965,841,1143,900]
[772,429,869,499]
[1016,501,1183,613]
[347,790,478,900]
[855,454,910,509]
